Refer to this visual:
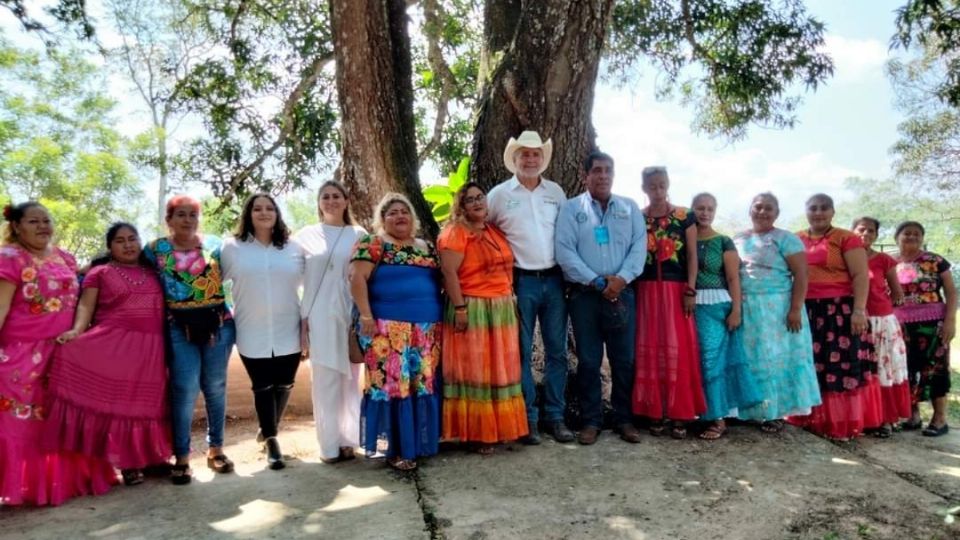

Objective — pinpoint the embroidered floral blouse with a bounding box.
[894,251,952,324]
[638,206,696,283]
[144,235,227,311]
[0,245,79,342]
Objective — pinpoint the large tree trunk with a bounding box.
[469,0,614,195]
[331,0,439,238]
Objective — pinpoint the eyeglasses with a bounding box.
[463,193,486,205]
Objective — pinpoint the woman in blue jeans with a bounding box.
[145,195,236,485]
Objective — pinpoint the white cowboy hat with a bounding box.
[503,130,553,175]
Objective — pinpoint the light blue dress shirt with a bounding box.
[555,192,646,285]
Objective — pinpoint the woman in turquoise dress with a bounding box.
[691,193,761,440]
[734,193,821,432]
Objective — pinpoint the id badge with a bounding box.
[594,226,610,246]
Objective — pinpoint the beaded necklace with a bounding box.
[110,261,149,287]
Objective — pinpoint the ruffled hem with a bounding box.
[788,383,883,439]
[41,397,172,470]
[441,396,528,443]
[360,393,440,460]
[0,437,116,506]
[879,381,912,424]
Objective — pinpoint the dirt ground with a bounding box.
[1,413,958,540]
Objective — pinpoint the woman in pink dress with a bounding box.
[43,222,172,486]
[0,202,115,506]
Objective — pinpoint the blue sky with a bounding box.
[598,0,908,228]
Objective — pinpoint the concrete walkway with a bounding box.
[2,417,958,539]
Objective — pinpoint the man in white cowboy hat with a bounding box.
[486,130,573,444]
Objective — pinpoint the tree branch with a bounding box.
[417,0,457,164]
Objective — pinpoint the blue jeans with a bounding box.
[515,272,568,424]
[568,286,636,427]
[168,319,236,457]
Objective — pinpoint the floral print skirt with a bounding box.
[790,296,882,439]
[357,319,441,460]
[902,319,951,402]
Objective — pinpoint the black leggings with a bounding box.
[240,353,301,437]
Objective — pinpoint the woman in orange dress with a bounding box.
[438,182,528,453]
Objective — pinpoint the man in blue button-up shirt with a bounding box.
[555,150,646,445]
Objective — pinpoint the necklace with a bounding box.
[805,226,833,247]
[110,262,149,287]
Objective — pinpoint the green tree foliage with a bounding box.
[0,0,95,43]
[893,0,960,107]
[0,36,141,260]
[888,41,960,193]
[172,0,339,203]
[607,0,834,139]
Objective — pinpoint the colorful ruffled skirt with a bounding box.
[737,291,821,421]
[632,281,706,420]
[790,296,882,439]
[694,301,763,421]
[869,314,911,423]
[357,319,441,460]
[441,295,528,443]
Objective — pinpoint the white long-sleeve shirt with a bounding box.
[221,236,304,358]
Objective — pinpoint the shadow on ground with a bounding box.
[2,418,958,540]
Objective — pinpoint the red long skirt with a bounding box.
[632,280,706,420]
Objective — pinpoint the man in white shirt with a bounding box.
[486,130,572,444]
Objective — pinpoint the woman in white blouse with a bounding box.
[294,181,366,463]
[221,193,304,470]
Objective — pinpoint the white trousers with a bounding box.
[310,362,361,459]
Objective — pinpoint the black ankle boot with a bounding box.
[265,437,285,470]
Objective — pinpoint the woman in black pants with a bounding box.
[221,193,305,469]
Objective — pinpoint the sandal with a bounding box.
[473,444,495,455]
[170,464,192,485]
[121,468,145,486]
[922,423,949,437]
[698,422,727,441]
[387,457,418,471]
[874,424,893,439]
[760,420,785,434]
[338,446,356,461]
[649,421,667,437]
[207,454,235,474]
[670,424,687,440]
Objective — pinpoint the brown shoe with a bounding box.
[618,423,642,444]
[578,426,600,445]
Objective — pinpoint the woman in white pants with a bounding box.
[294,181,366,463]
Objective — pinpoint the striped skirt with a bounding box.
[441,295,528,443]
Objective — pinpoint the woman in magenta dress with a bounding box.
[632,167,705,439]
[0,202,115,506]
[43,222,172,486]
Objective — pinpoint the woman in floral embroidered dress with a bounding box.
[350,193,442,471]
[893,221,956,437]
[0,202,115,506]
[632,167,705,439]
[145,195,236,485]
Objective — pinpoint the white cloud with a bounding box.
[822,34,889,83]
[592,84,863,230]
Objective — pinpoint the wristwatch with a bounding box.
[591,276,607,291]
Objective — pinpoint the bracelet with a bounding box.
[853,308,866,315]
[454,304,467,311]
[683,289,697,297]
[359,315,374,321]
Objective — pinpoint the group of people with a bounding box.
[0,130,954,507]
